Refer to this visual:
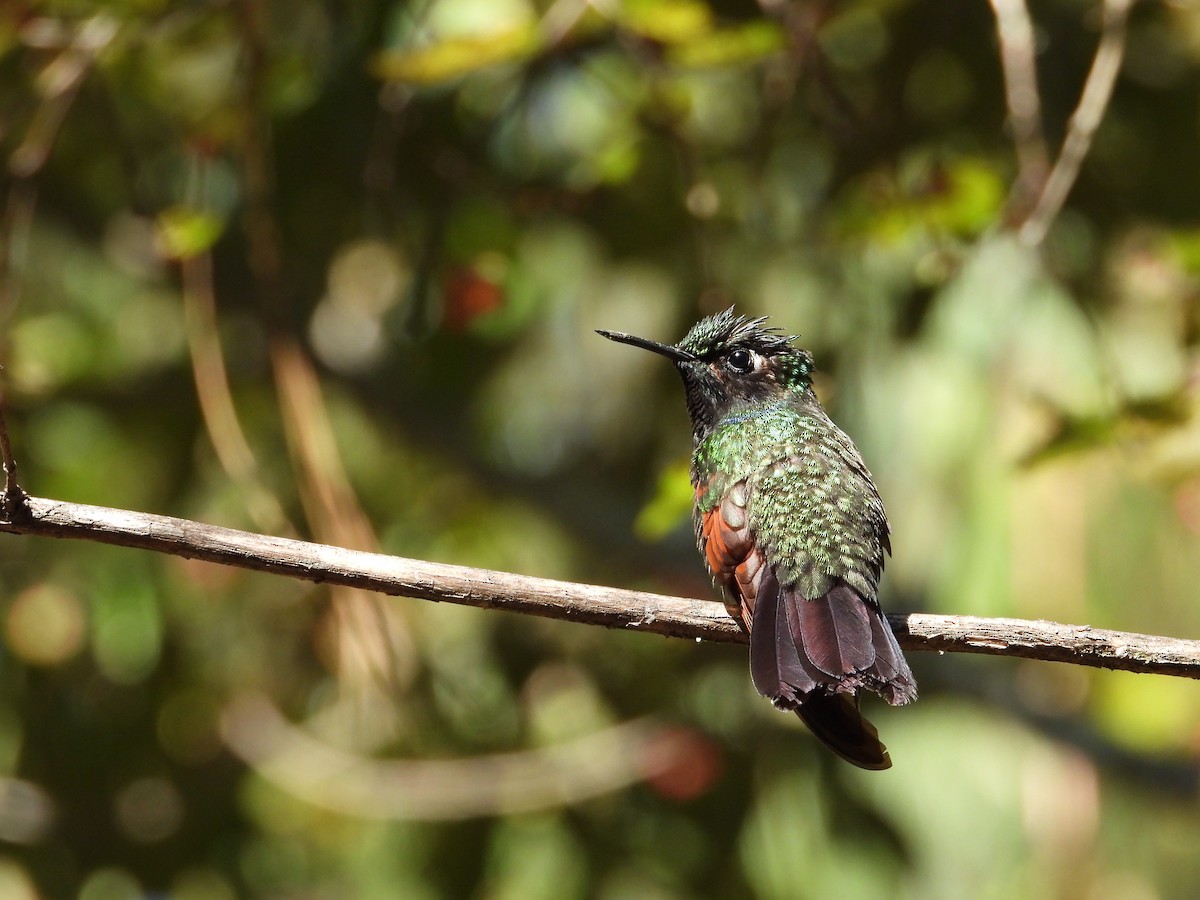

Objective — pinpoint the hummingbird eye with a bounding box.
[726,348,754,374]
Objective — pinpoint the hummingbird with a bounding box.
[599,309,916,769]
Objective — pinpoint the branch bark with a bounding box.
[2,493,1199,679]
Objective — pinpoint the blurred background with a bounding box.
[1,0,1200,896]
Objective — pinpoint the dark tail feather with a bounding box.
[747,571,912,769]
[750,568,820,702]
[868,609,918,706]
[796,692,892,771]
[794,582,875,677]
[787,580,917,707]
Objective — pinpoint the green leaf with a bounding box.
[156,206,224,260]
[373,27,540,84]
[1167,226,1200,274]
[617,0,713,44]
[668,21,784,68]
[634,457,694,541]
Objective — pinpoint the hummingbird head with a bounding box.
[598,308,815,440]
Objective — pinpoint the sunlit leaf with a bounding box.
[617,0,713,44]
[840,155,1005,244]
[1094,670,1199,753]
[1166,226,1200,274]
[927,157,1006,234]
[634,457,694,541]
[373,27,541,84]
[586,134,637,184]
[668,21,784,68]
[155,206,224,260]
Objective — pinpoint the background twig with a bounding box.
[1,495,1198,679]
[1019,0,1135,245]
[222,695,693,821]
[989,0,1050,219]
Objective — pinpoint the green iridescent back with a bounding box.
[692,388,889,603]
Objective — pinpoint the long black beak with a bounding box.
[596,329,697,363]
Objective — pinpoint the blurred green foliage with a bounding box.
[2,0,1200,897]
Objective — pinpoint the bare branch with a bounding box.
[989,0,1050,216]
[1019,0,1135,246]
[1,495,1199,678]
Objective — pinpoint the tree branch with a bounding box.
[2,494,1199,678]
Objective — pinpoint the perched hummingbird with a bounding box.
[599,309,916,769]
